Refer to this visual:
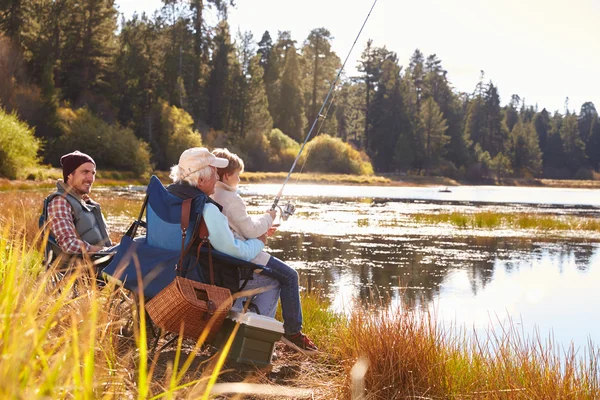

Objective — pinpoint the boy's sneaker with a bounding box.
[281,332,319,355]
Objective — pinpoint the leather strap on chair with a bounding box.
[176,199,193,274]
[197,218,215,285]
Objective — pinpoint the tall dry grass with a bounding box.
[309,303,600,399]
[0,223,141,398]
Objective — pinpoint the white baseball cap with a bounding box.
[178,148,229,177]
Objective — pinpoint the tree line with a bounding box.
[0,0,598,180]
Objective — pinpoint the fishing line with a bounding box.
[270,0,378,211]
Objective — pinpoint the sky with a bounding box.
[116,0,600,114]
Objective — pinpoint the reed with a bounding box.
[0,225,140,398]
[310,303,600,399]
[414,211,600,233]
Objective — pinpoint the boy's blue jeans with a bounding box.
[232,256,303,335]
[262,256,303,335]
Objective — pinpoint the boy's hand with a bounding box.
[267,209,277,220]
[267,224,280,237]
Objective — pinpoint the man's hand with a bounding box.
[258,232,268,244]
[267,209,277,220]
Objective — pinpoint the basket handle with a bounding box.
[187,281,217,318]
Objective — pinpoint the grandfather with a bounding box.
[167,147,280,317]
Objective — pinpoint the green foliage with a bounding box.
[52,107,151,177]
[262,128,300,172]
[2,0,599,181]
[158,101,203,168]
[510,120,542,177]
[58,0,118,103]
[273,35,306,142]
[301,28,341,135]
[0,108,41,178]
[207,21,239,133]
[366,49,409,172]
[489,152,513,178]
[560,114,587,174]
[415,97,449,173]
[242,55,273,138]
[302,134,373,175]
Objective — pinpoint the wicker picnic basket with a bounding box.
[146,276,232,341]
[145,198,233,342]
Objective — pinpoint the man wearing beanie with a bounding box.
[44,150,112,255]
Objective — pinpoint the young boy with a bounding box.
[211,148,318,355]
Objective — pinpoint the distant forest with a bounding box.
[1,0,599,180]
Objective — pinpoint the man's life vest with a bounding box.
[44,180,112,252]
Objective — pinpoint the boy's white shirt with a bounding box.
[211,181,273,265]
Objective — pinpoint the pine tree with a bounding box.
[464,95,485,152]
[543,112,567,176]
[534,108,551,154]
[560,113,587,174]
[359,43,392,154]
[336,79,365,147]
[300,28,341,135]
[238,54,272,171]
[243,54,272,137]
[113,14,163,146]
[207,20,239,132]
[159,3,194,110]
[505,94,520,132]
[510,119,542,177]
[59,0,118,106]
[256,31,273,72]
[0,0,27,42]
[264,31,295,126]
[274,42,306,141]
[407,49,425,113]
[423,54,468,168]
[587,115,600,170]
[366,51,410,172]
[358,39,379,141]
[415,97,449,173]
[484,83,508,157]
[578,102,599,167]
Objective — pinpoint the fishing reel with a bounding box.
[277,201,296,221]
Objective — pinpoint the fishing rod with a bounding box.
[270,0,379,219]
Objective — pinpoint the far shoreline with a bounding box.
[2,169,600,191]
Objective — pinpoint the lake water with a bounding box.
[108,183,600,353]
[237,184,600,353]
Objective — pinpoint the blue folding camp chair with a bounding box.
[102,176,261,349]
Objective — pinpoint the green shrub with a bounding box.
[263,129,301,172]
[52,107,151,177]
[574,167,594,180]
[0,108,41,178]
[301,134,373,175]
[159,101,203,168]
[238,130,270,171]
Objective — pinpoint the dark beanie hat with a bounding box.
[60,150,95,183]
